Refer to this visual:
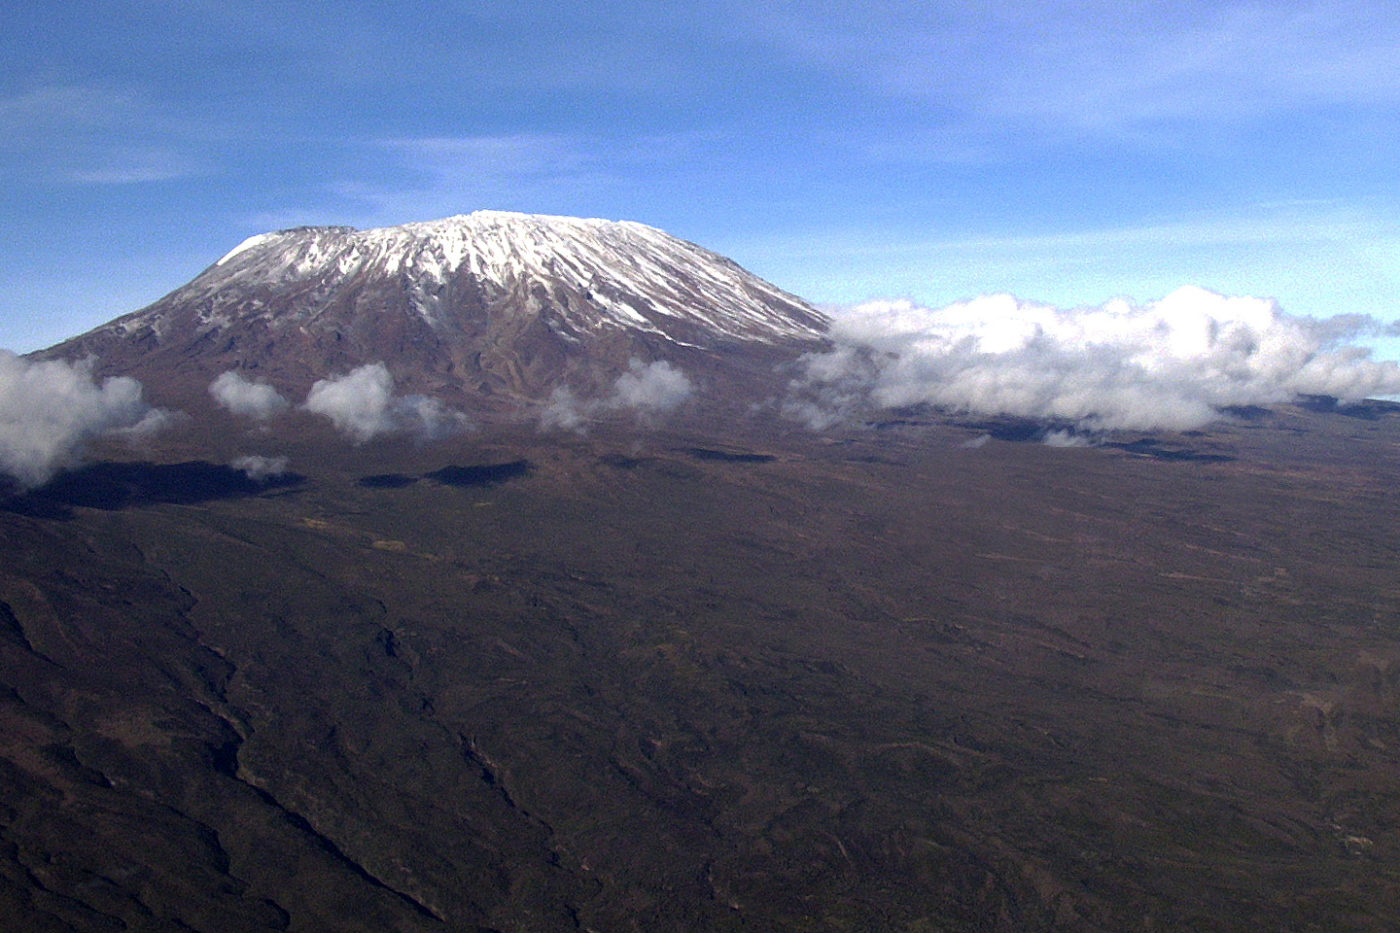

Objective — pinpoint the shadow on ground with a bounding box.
[425,460,532,487]
[684,447,775,464]
[358,474,419,489]
[1104,439,1234,463]
[2,461,305,518]
[1296,394,1400,420]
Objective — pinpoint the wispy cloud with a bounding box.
[739,1,1400,138]
[301,131,730,228]
[378,135,591,179]
[0,83,210,185]
[2,1,1396,361]
[303,133,610,225]
[971,2,1400,132]
[68,147,204,185]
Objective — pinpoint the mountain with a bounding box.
[39,211,828,408]
[7,214,1400,931]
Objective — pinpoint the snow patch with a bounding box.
[216,233,279,266]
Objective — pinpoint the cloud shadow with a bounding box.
[2,461,305,518]
[1104,439,1234,463]
[684,448,775,464]
[358,473,419,489]
[425,461,532,488]
[1295,395,1400,421]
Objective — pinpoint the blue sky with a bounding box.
[2,0,1397,356]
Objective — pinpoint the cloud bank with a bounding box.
[787,287,1400,433]
[0,351,168,489]
[302,363,469,443]
[539,359,695,432]
[210,370,290,420]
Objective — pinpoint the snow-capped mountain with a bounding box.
[39,211,829,405]
[205,212,826,344]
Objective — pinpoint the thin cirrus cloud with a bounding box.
[0,83,210,185]
[738,1,1400,134]
[378,135,591,180]
[970,2,1400,130]
[1,2,1396,363]
[785,286,1400,434]
[68,146,204,185]
[321,133,720,228]
[310,134,608,227]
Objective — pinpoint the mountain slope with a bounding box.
[37,212,828,407]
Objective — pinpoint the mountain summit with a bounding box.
[41,211,829,406]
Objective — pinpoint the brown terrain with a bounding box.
[3,400,1400,932]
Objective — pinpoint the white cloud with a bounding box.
[209,370,290,420]
[1043,430,1090,448]
[609,359,694,413]
[788,286,1400,432]
[538,359,696,433]
[393,394,470,442]
[302,363,469,443]
[230,454,289,481]
[303,363,397,442]
[778,346,877,430]
[539,386,590,434]
[0,351,168,489]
